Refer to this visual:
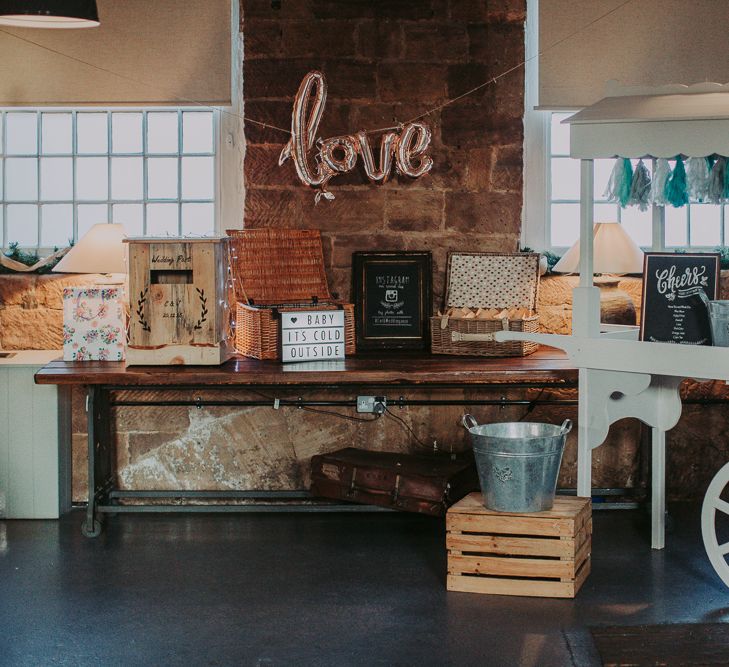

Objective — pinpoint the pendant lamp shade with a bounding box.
[0,0,99,28]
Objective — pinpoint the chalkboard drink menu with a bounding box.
[353,251,432,350]
[640,252,720,345]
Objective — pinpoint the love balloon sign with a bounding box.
[279,71,433,202]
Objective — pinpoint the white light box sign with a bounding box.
[280,310,346,363]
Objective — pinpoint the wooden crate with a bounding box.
[125,237,234,365]
[446,493,591,598]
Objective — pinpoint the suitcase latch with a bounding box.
[347,466,358,497]
[391,474,401,504]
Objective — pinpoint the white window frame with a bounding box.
[0,107,223,253]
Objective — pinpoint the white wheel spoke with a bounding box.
[719,542,729,556]
[714,498,729,516]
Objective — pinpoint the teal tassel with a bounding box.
[665,156,688,208]
[723,157,729,200]
[706,155,716,172]
[604,158,634,207]
[628,159,651,211]
[617,158,633,207]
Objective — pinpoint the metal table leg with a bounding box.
[81,386,112,537]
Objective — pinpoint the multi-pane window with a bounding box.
[0,109,217,249]
[548,112,729,250]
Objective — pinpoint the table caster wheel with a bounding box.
[702,461,729,587]
[81,518,102,538]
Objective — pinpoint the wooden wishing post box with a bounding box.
[125,237,234,365]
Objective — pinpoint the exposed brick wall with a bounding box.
[241,0,526,304]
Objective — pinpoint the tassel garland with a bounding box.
[602,154,729,208]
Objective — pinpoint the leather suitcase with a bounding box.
[310,447,478,517]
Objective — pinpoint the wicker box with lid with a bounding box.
[430,252,541,357]
[228,228,355,360]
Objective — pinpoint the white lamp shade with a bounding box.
[53,223,127,274]
[552,222,645,274]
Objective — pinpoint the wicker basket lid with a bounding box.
[444,252,540,310]
[227,228,333,304]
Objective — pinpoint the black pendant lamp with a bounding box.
[0,0,99,28]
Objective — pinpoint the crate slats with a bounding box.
[446,493,591,599]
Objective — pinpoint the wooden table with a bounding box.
[35,348,577,536]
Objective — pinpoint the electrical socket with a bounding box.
[357,395,387,413]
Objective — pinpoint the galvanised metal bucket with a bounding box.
[462,415,572,513]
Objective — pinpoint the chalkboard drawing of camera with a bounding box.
[385,289,398,303]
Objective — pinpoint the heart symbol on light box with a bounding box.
[291,317,297,323]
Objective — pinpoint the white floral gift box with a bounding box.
[63,287,126,361]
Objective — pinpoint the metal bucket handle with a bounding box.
[462,414,479,430]
[560,419,573,435]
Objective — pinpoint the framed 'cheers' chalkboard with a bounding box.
[640,252,720,345]
[353,251,432,350]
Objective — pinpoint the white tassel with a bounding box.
[708,157,726,204]
[629,159,651,211]
[686,157,710,202]
[651,158,671,206]
[603,158,625,203]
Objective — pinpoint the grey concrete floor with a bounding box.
[0,504,728,667]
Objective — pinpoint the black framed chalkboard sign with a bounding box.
[640,252,720,345]
[352,251,432,350]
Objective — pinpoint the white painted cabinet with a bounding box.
[0,351,68,519]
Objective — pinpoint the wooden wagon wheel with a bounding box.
[701,461,729,587]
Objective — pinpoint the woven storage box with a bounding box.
[228,228,355,360]
[446,493,591,598]
[431,252,540,357]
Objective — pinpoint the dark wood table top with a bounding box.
[34,347,576,387]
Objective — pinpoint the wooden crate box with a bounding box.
[126,238,234,365]
[446,493,591,598]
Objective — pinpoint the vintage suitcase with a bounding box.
[310,447,478,516]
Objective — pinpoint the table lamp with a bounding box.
[552,221,644,325]
[53,223,127,284]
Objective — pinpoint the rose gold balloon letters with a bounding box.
[279,71,433,201]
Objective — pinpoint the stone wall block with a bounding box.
[449,0,526,23]
[243,100,294,144]
[320,61,378,99]
[386,189,444,232]
[245,145,301,187]
[243,19,283,58]
[402,24,469,62]
[244,58,322,99]
[356,20,403,60]
[280,21,357,58]
[378,63,447,103]
[0,275,36,306]
[0,306,63,350]
[445,191,522,234]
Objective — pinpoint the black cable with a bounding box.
[519,387,546,421]
[299,405,382,423]
[241,386,381,423]
[383,407,432,450]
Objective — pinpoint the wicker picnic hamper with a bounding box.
[227,228,355,360]
[430,252,541,357]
